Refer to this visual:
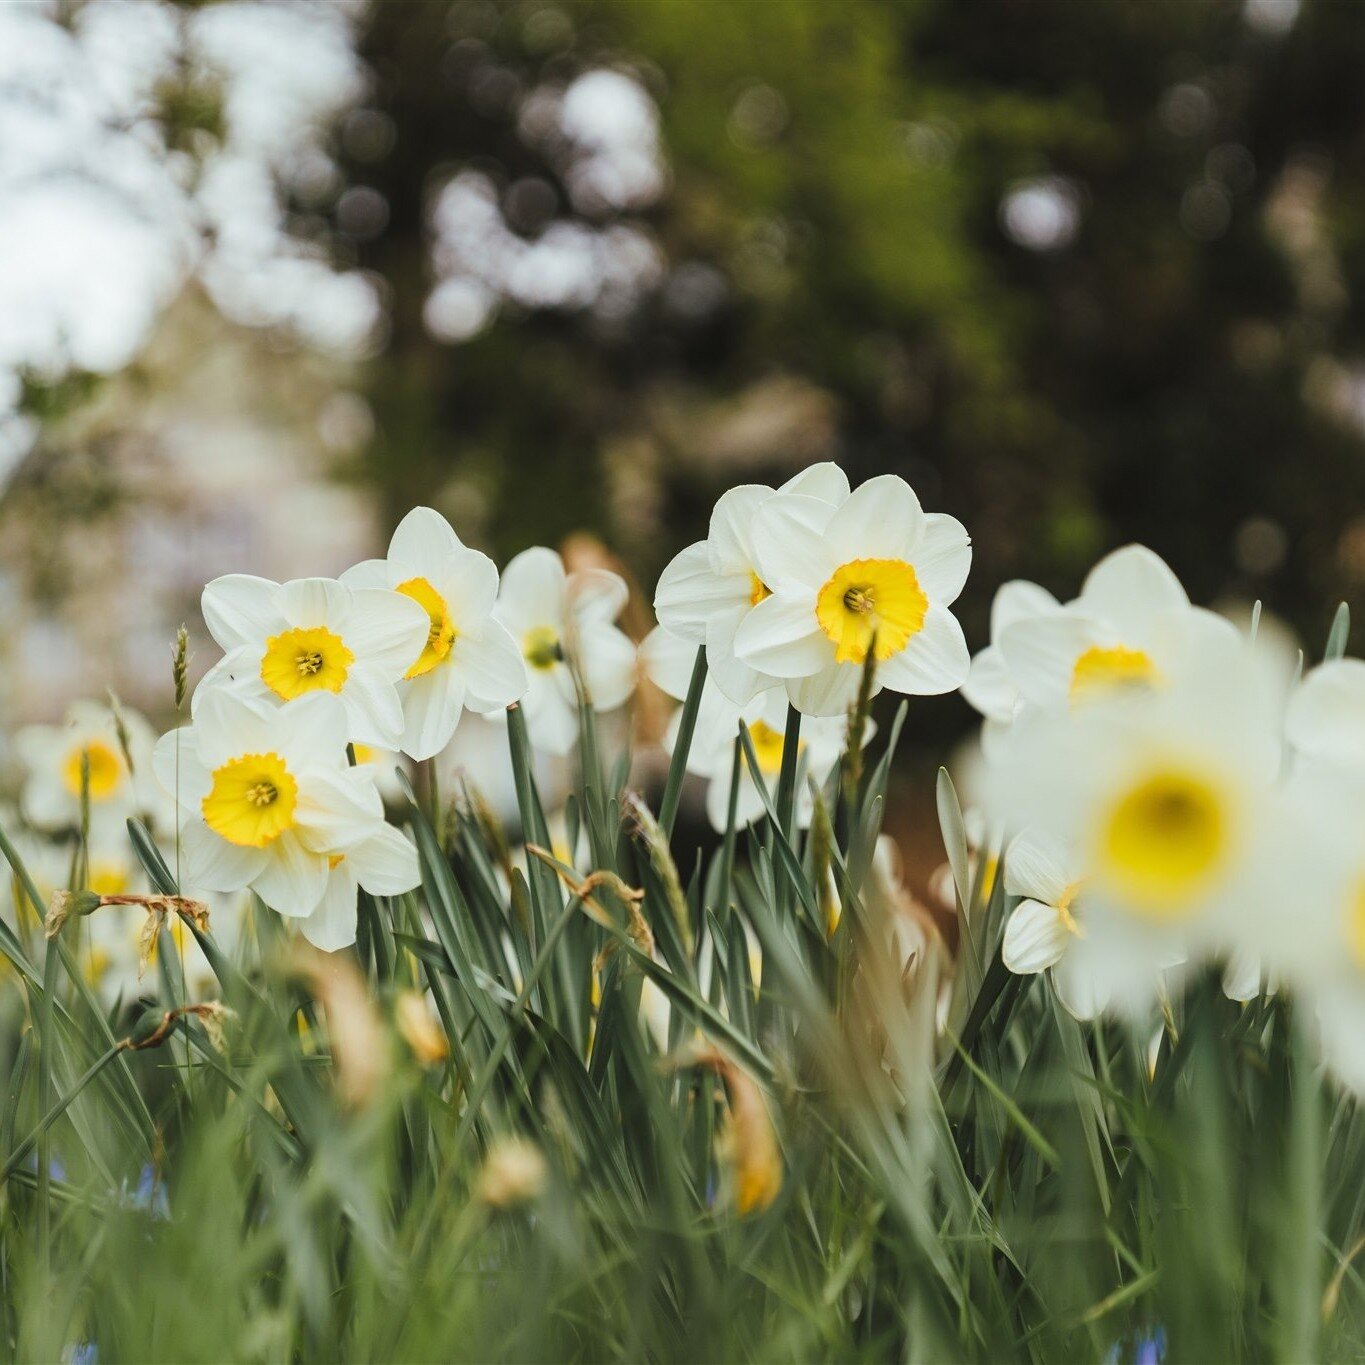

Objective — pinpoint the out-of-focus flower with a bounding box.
[341,508,526,760]
[153,690,418,948]
[735,474,971,716]
[394,989,448,1066]
[494,547,635,755]
[291,942,388,1108]
[200,574,428,751]
[475,1136,548,1209]
[653,463,850,704]
[16,700,162,833]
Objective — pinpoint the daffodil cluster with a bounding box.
[159,508,636,948]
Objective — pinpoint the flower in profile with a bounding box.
[199,573,430,751]
[340,507,527,759]
[653,462,850,704]
[153,689,418,949]
[494,546,635,755]
[988,546,1236,717]
[642,624,851,831]
[733,474,972,716]
[16,700,162,832]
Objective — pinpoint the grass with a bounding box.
[0,648,1361,1362]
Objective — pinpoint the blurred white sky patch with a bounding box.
[426,68,667,345]
[0,0,378,484]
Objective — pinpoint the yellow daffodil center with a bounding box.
[524,625,562,671]
[260,627,354,701]
[202,752,299,848]
[749,719,800,776]
[815,558,928,665]
[396,576,457,678]
[88,862,131,897]
[1348,880,1365,970]
[1070,644,1160,702]
[749,571,771,607]
[84,947,111,986]
[61,740,124,801]
[1100,767,1226,919]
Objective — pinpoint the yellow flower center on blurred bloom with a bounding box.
[61,740,124,801]
[749,720,799,776]
[1348,881,1365,970]
[1100,767,1226,919]
[202,752,298,848]
[523,625,562,671]
[396,576,457,678]
[815,559,928,665]
[88,862,130,897]
[1070,644,1159,702]
[260,626,354,700]
[749,572,771,607]
[83,946,111,986]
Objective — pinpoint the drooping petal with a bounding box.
[821,474,924,566]
[640,624,701,701]
[179,818,267,893]
[294,768,384,853]
[349,822,421,896]
[1053,949,1109,1021]
[911,513,972,606]
[1001,899,1070,974]
[277,577,353,630]
[399,667,466,761]
[749,494,840,592]
[341,667,407,749]
[201,575,282,650]
[876,602,970,695]
[519,681,578,756]
[784,664,867,717]
[705,607,771,704]
[577,622,637,711]
[458,619,528,712]
[1003,828,1073,903]
[1079,545,1189,637]
[252,832,328,917]
[780,461,850,506]
[571,568,629,624]
[654,542,746,641]
[732,591,829,678]
[298,864,360,951]
[496,546,565,634]
[389,506,463,571]
[344,587,429,675]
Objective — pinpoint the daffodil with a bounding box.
[733,474,972,716]
[990,545,1236,715]
[653,462,851,704]
[494,546,635,755]
[642,625,852,831]
[200,573,431,751]
[340,507,527,759]
[15,700,164,833]
[153,689,419,948]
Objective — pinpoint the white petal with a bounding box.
[1221,948,1263,1003]
[991,580,1060,637]
[912,513,972,605]
[272,693,351,771]
[152,729,212,808]
[179,818,267,893]
[458,620,528,711]
[342,667,407,749]
[344,588,429,675]
[997,609,1097,708]
[192,688,280,769]
[294,768,384,853]
[1053,949,1108,1021]
[1079,545,1189,636]
[496,546,565,634]
[707,485,772,574]
[338,558,395,591]
[577,622,636,711]
[822,474,924,564]
[732,592,829,678]
[705,607,771,704]
[277,577,352,630]
[876,602,970,695]
[780,461,850,505]
[1003,828,1072,902]
[749,494,840,592]
[961,646,1017,723]
[1002,900,1070,974]
[1287,659,1365,766]
[435,546,499,626]
[570,568,628,624]
[299,864,360,951]
[641,625,702,700]
[389,506,463,570]
[654,542,745,641]
[22,774,75,830]
[784,664,866,717]
[201,575,282,650]
[399,668,466,761]
[252,832,328,917]
[349,823,421,896]
[1315,990,1365,1094]
[519,683,578,756]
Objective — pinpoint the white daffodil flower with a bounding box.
[1001,828,1109,1020]
[153,689,419,950]
[494,546,636,756]
[653,462,851,704]
[984,625,1290,1016]
[732,474,972,717]
[961,580,1060,752]
[991,545,1236,715]
[200,573,430,752]
[15,700,164,833]
[340,507,527,760]
[641,624,851,832]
